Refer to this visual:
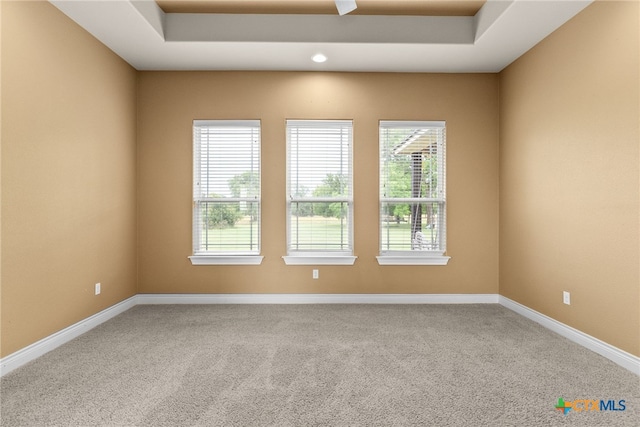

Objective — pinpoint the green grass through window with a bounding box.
[201,216,436,252]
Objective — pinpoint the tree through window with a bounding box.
[192,120,261,255]
[286,120,353,255]
[379,121,446,256]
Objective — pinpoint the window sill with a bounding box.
[376,255,450,266]
[282,255,357,266]
[189,256,264,266]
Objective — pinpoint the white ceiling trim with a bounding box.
[49,0,593,72]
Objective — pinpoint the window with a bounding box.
[189,120,262,265]
[378,121,450,265]
[284,120,356,265]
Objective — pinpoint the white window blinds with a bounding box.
[379,121,446,254]
[193,120,260,255]
[286,120,353,254]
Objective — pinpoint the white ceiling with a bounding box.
[49,0,593,72]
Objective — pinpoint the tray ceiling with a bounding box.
[155,0,486,16]
[49,0,593,72]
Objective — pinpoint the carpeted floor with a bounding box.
[1,304,638,426]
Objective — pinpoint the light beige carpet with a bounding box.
[1,304,638,426]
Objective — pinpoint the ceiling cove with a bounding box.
[50,0,593,72]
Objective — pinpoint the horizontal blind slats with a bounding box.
[193,120,261,254]
[379,121,446,253]
[286,119,353,253]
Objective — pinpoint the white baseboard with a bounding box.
[135,293,500,305]
[0,293,496,377]
[499,296,640,376]
[0,296,137,377]
[3,293,638,377]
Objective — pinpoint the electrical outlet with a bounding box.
[95,283,101,295]
[563,291,570,305]
[312,269,319,279]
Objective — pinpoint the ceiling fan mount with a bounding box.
[335,0,357,16]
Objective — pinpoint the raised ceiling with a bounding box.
[156,0,486,16]
[50,0,593,73]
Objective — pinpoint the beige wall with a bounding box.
[4,0,637,362]
[499,0,640,356]
[1,1,138,357]
[0,0,4,357]
[137,72,500,295]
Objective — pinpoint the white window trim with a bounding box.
[189,255,264,266]
[376,254,450,266]
[378,120,449,265]
[285,119,355,259]
[282,255,357,266]
[192,120,262,260]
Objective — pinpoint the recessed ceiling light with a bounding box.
[312,53,327,63]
